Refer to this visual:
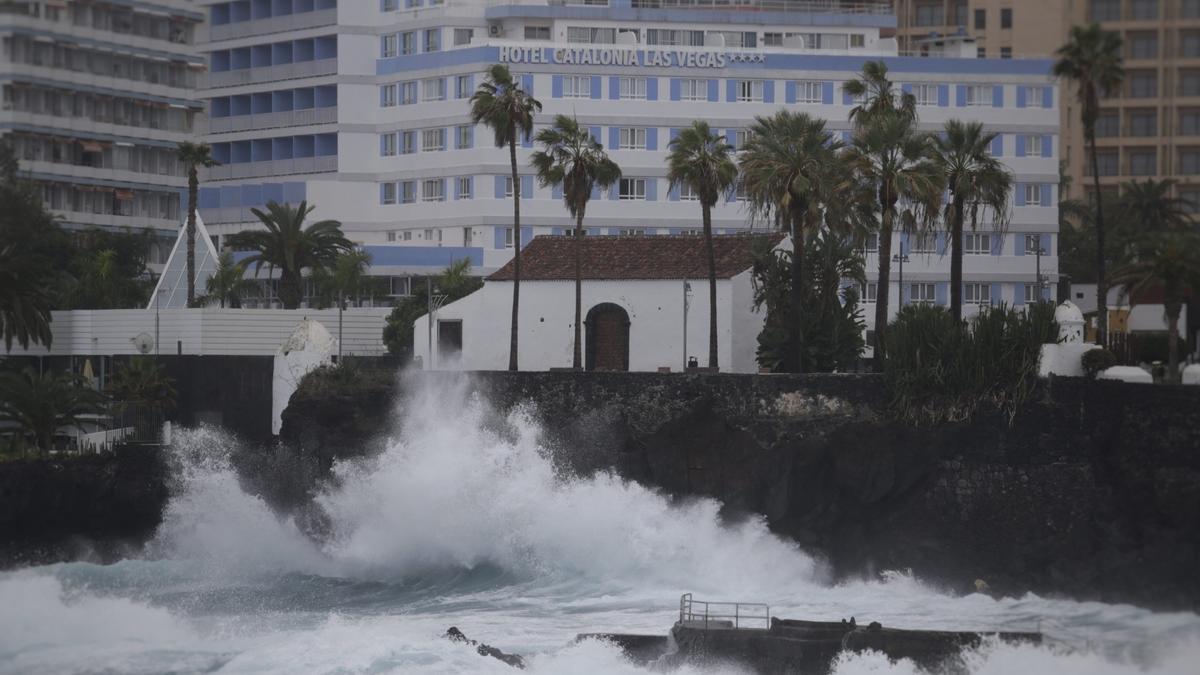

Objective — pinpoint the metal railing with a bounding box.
[482,0,891,14]
[678,593,770,630]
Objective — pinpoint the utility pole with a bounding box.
[682,279,693,371]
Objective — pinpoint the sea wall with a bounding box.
[282,371,1200,611]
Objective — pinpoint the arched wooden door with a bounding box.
[585,303,630,371]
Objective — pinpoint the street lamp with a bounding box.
[426,278,447,370]
[682,280,694,371]
[1026,236,1047,302]
[154,288,168,357]
[892,252,910,306]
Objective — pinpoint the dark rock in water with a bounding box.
[576,633,672,664]
[444,626,526,669]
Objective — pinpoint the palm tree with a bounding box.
[665,121,737,370]
[843,114,945,362]
[470,64,542,371]
[843,60,917,127]
[226,200,353,310]
[1111,230,1200,383]
[108,356,177,411]
[933,120,1013,322]
[176,142,219,308]
[0,367,106,454]
[531,114,621,369]
[1054,24,1124,345]
[200,250,257,308]
[0,243,53,351]
[1119,179,1195,233]
[739,111,840,371]
[313,249,374,358]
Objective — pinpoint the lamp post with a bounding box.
[892,252,910,307]
[682,279,693,371]
[154,288,167,357]
[1026,236,1046,302]
[426,278,447,370]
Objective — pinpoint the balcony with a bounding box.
[206,155,337,180]
[206,107,337,133]
[208,8,338,42]
[205,59,337,89]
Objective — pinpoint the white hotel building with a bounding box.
[194,0,1060,332]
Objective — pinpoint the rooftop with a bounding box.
[487,233,784,281]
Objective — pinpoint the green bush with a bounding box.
[1081,347,1118,377]
[884,302,1058,425]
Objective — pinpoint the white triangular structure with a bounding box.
[147,212,221,309]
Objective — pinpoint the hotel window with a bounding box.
[681,78,707,101]
[763,32,783,47]
[382,0,398,10]
[424,29,441,52]
[401,32,416,55]
[1000,8,1012,28]
[620,228,646,236]
[862,232,879,253]
[563,75,590,98]
[1089,0,1120,21]
[851,34,865,48]
[1180,188,1200,212]
[454,28,474,46]
[524,26,551,41]
[914,3,944,26]
[619,77,647,100]
[1128,70,1157,98]
[1129,149,1156,175]
[708,31,755,48]
[679,183,699,201]
[422,179,445,202]
[1024,184,1043,204]
[381,182,396,205]
[382,34,398,58]
[567,26,615,44]
[380,84,397,107]
[1096,112,1120,137]
[861,282,878,303]
[463,226,473,245]
[1180,110,1200,135]
[1000,47,1012,59]
[401,131,416,154]
[1024,284,1041,304]
[504,176,514,198]
[737,80,764,102]
[619,178,646,200]
[910,283,935,305]
[1129,32,1158,59]
[1182,32,1200,58]
[1024,134,1042,155]
[457,176,472,199]
[421,78,446,101]
[1182,149,1200,174]
[965,283,991,304]
[401,181,416,204]
[388,276,411,297]
[795,80,823,104]
[965,233,991,255]
[1128,109,1157,136]
[423,228,432,240]
[381,133,397,156]
[387,231,397,242]
[456,75,472,99]
[401,82,417,105]
[912,84,938,106]
[1130,0,1158,20]
[619,127,647,150]
[734,129,750,148]
[964,85,990,106]
[646,29,704,46]
[455,125,472,149]
[1025,86,1047,108]
[422,128,445,151]
[1092,150,1119,176]
[974,8,986,29]
[504,227,513,247]
[910,233,936,254]
[1181,70,1200,96]
[1187,0,1200,18]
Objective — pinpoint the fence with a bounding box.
[678,593,771,630]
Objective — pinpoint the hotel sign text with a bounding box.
[498,45,764,69]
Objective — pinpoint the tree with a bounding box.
[933,120,1013,322]
[470,64,542,371]
[0,367,106,454]
[61,228,155,310]
[1054,24,1124,345]
[740,111,840,371]
[313,249,375,359]
[226,200,353,310]
[843,114,944,363]
[531,114,621,369]
[843,60,917,126]
[176,142,219,308]
[1118,179,1194,234]
[199,250,257,308]
[664,121,737,370]
[382,260,483,360]
[107,357,177,411]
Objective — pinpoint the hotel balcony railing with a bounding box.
[206,107,337,134]
[208,8,338,42]
[207,155,338,180]
[204,59,338,89]
[482,0,890,14]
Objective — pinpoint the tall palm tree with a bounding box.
[313,249,374,358]
[843,60,917,127]
[933,120,1013,322]
[226,200,353,310]
[843,114,945,362]
[740,111,840,371]
[470,64,542,371]
[1054,24,1124,345]
[531,114,621,369]
[1111,230,1200,383]
[200,250,257,308]
[665,121,737,370]
[1119,178,1194,233]
[0,243,53,351]
[176,142,219,308]
[0,367,106,454]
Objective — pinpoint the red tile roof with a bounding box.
[487,233,785,281]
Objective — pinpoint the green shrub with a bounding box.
[884,302,1058,425]
[1081,347,1118,377]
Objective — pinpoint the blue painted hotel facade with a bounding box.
[195,0,1060,328]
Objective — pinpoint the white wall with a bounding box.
[414,277,766,372]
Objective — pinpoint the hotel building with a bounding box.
[194,0,1060,333]
[0,0,205,259]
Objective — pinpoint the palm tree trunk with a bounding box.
[1088,127,1108,346]
[279,269,302,310]
[573,209,584,370]
[186,166,197,307]
[790,210,805,373]
[703,202,718,370]
[508,134,521,371]
[873,203,895,367]
[1167,302,1181,384]
[950,195,964,322]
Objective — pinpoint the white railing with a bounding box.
[208,8,337,42]
[204,59,338,89]
[482,0,891,14]
[207,155,338,180]
[678,593,771,630]
[207,107,337,133]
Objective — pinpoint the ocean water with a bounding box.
[1,374,1197,674]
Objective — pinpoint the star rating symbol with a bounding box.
[729,52,764,64]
